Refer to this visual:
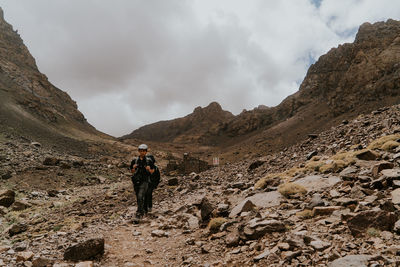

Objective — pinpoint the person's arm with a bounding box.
[130,160,137,173]
[145,165,155,174]
[145,160,155,174]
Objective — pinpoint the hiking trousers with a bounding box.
[133,181,149,216]
[145,185,154,211]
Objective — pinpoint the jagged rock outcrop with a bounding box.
[219,19,400,140]
[121,101,234,143]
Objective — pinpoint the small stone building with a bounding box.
[166,153,210,175]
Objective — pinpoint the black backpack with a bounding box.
[146,155,161,188]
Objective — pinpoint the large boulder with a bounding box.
[0,190,15,208]
[229,191,282,218]
[225,229,240,247]
[200,197,215,222]
[391,188,400,205]
[64,238,105,261]
[295,175,341,192]
[355,150,379,161]
[11,201,31,211]
[43,157,60,166]
[229,200,256,218]
[345,210,397,236]
[242,219,286,240]
[8,223,28,236]
[328,255,372,267]
[371,162,394,177]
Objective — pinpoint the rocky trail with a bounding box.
[2,104,400,266]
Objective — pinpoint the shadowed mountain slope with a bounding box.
[0,8,111,154]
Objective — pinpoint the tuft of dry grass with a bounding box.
[310,156,321,161]
[305,160,324,172]
[285,167,306,177]
[296,209,313,219]
[254,173,280,190]
[366,227,380,237]
[278,182,307,198]
[208,217,228,233]
[319,160,347,173]
[368,134,400,150]
[381,141,400,151]
[255,167,306,190]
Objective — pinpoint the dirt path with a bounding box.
[98,186,224,267]
[101,222,186,266]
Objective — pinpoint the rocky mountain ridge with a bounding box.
[122,102,234,144]
[124,19,400,160]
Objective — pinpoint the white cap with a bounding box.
[138,144,148,150]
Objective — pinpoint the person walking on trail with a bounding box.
[130,144,155,220]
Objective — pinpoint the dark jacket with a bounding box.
[130,156,155,184]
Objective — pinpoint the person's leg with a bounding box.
[136,182,149,218]
[144,185,153,213]
[148,186,153,211]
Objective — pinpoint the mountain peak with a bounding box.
[193,101,223,114]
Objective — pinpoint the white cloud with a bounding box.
[0,0,399,136]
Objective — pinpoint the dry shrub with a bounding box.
[254,177,268,190]
[278,183,307,198]
[285,167,306,177]
[208,217,227,233]
[305,160,324,172]
[368,134,400,150]
[319,160,348,173]
[255,168,306,190]
[332,151,355,161]
[310,156,321,161]
[350,144,362,150]
[381,141,400,151]
[366,227,380,237]
[296,209,313,219]
[255,173,279,190]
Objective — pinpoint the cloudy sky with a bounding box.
[1,0,400,137]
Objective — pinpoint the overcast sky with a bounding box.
[1,0,400,137]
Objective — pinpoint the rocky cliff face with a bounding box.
[299,19,400,115]
[219,19,400,138]
[0,8,108,153]
[123,19,400,155]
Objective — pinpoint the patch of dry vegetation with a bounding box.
[208,217,227,233]
[255,134,399,190]
[368,134,400,150]
[254,167,306,190]
[381,141,400,151]
[296,209,313,219]
[278,182,307,198]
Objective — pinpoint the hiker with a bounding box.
[130,144,155,219]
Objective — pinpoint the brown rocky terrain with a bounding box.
[2,101,400,266]
[2,7,400,267]
[123,19,400,163]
